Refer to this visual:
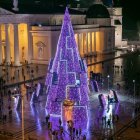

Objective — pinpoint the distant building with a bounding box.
[0,0,118,65]
[108,7,122,47]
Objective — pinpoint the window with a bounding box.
[114,20,121,25]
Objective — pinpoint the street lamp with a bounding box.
[107,75,110,90]
[21,94,25,140]
[31,70,34,90]
[133,80,136,106]
[101,78,104,91]
[20,88,27,140]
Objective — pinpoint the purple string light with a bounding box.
[45,7,89,127]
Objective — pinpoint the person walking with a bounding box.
[79,128,82,138]
[110,114,112,120]
[9,109,12,121]
[60,126,65,137]
[24,75,25,81]
[107,119,111,128]
[76,129,78,138]
[72,127,75,137]
[59,118,62,126]
[116,114,119,122]
[83,135,86,140]
[48,122,52,131]
[22,68,24,75]
[104,116,106,126]
[112,114,115,124]
[3,114,7,123]
[52,130,55,140]
[18,69,19,75]
[45,114,50,124]
[102,116,104,124]
[9,109,12,116]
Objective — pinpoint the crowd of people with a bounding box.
[0,63,140,140]
[0,91,12,124]
[101,114,119,128]
[0,64,40,86]
[45,114,86,140]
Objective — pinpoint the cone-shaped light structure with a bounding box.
[46,7,89,118]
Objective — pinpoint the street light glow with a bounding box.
[107,75,110,90]
[133,80,136,107]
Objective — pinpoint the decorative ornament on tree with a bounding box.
[45,7,89,127]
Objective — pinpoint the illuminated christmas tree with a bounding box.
[46,7,89,122]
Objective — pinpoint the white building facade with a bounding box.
[0,0,115,65]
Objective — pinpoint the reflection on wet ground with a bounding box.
[0,86,139,140]
[86,51,126,90]
[0,50,140,140]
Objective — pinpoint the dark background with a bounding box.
[0,0,140,34]
[0,0,139,23]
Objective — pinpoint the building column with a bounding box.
[90,32,92,53]
[94,32,96,52]
[112,29,115,51]
[78,33,80,54]
[82,34,84,55]
[79,33,83,55]
[105,30,108,51]
[0,25,2,64]
[83,33,86,55]
[86,33,88,54]
[82,33,85,54]
[77,33,79,53]
[27,24,33,64]
[5,24,11,65]
[13,24,20,66]
[48,36,52,60]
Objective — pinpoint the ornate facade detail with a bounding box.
[36,41,46,59]
[12,0,19,11]
[0,8,14,15]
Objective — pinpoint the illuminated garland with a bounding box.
[45,7,89,128]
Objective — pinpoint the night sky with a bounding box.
[0,0,139,29]
[120,0,139,20]
[58,0,140,26]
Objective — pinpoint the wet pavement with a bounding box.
[0,86,139,140]
[0,50,140,140]
[0,64,47,87]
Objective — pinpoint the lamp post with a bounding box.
[31,70,34,91]
[21,93,25,140]
[133,80,136,107]
[107,75,110,90]
[101,78,104,91]
[20,87,27,140]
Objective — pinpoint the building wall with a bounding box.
[108,7,122,47]
[1,24,14,63]
[0,12,115,65]
[87,18,111,26]
[9,24,14,63]
[1,24,6,61]
[0,23,115,65]
[18,24,28,63]
[32,36,50,64]
[30,24,114,64]
[115,25,122,46]
[50,32,60,58]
